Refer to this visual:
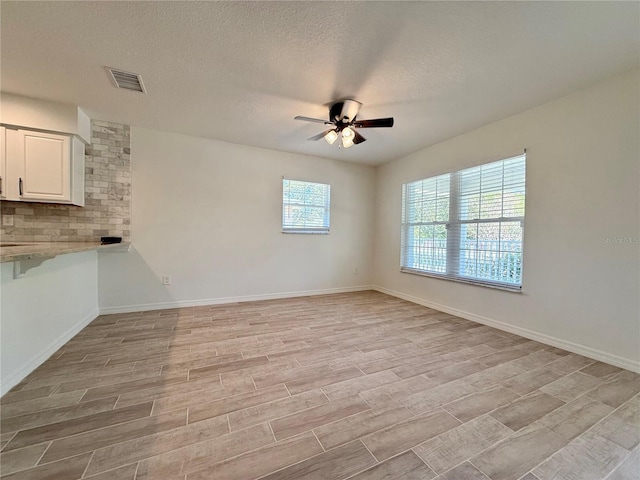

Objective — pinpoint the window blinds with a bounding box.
[401,154,526,290]
[282,179,331,233]
[401,173,451,274]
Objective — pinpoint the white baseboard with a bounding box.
[99,285,375,315]
[1,307,100,396]
[373,285,640,373]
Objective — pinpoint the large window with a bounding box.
[282,179,331,234]
[401,154,526,290]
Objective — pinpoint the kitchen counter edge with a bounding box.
[0,241,130,263]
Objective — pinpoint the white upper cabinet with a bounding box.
[2,128,85,206]
[18,130,70,202]
[0,94,89,206]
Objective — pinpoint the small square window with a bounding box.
[282,179,330,234]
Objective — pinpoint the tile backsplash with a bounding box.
[0,120,131,242]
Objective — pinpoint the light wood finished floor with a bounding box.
[1,291,638,480]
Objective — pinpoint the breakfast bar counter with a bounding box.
[0,241,130,263]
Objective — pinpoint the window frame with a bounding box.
[282,178,331,234]
[400,154,526,292]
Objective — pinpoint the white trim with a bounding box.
[99,285,374,315]
[0,307,100,395]
[373,285,640,373]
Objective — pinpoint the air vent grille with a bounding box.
[107,67,146,93]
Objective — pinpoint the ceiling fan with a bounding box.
[294,99,394,148]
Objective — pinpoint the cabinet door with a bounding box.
[0,126,6,199]
[17,130,71,202]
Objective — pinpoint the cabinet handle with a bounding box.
[0,176,2,195]
[19,177,23,196]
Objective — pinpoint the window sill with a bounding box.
[282,230,330,235]
[400,268,522,293]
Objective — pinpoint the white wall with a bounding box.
[0,251,99,394]
[374,69,640,371]
[99,128,375,312]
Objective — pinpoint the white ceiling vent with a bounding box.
[107,67,146,93]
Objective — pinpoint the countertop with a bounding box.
[0,241,130,263]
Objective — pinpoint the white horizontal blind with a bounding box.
[401,173,451,274]
[454,155,526,286]
[401,153,526,290]
[282,179,331,233]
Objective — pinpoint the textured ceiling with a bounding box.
[2,1,638,165]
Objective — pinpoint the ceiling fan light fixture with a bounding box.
[324,130,338,145]
[342,127,355,139]
[342,137,354,148]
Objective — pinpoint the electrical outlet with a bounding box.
[162,275,171,285]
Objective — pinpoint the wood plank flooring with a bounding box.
[1,291,638,479]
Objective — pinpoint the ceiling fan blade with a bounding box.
[353,117,394,128]
[295,116,332,125]
[353,130,367,144]
[308,129,333,141]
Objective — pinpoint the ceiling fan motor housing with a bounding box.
[330,99,362,124]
